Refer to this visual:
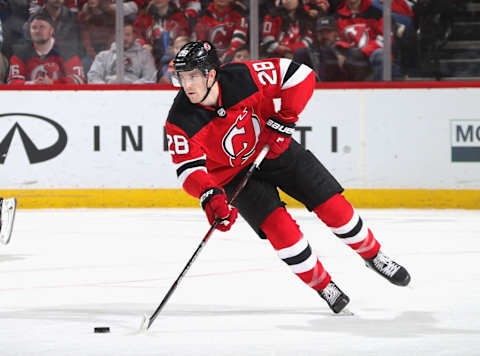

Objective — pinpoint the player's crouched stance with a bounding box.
[0,198,17,245]
[165,41,410,314]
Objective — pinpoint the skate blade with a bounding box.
[337,308,355,316]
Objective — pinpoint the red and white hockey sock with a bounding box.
[261,207,331,290]
[314,194,380,259]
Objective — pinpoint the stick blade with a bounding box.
[138,314,150,333]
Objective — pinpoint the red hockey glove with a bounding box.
[258,117,296,159]
[200,187,238,232]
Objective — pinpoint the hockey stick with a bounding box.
[140,145,270,332]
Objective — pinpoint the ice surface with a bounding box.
[1,208,479,356]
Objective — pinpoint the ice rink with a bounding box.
[1,208,479,356]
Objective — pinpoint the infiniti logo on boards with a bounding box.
[0,113,67,164]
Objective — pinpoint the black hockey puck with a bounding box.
[94,327,110,333]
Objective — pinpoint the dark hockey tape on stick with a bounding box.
[94,327,110,333]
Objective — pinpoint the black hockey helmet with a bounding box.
[173,41,220,76]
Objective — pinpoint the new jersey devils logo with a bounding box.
[222,107,261,167]
[209,24,229,52]
[31,63,60,80]
[344,24,370,49]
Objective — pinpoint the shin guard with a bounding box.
[314,194,380,259]
[261,207,330,290]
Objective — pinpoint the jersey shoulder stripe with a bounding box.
[166,90,218,138]
[279,58,313,90]
[217,62,258,109]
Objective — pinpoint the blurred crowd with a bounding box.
[0,0,467,84]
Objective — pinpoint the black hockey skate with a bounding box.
[365,251,411,286]
[318,281,350,314]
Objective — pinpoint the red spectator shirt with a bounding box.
[335,0,384,57]
[173,0,201,19]
[165,58,315,198]
[392,0,414,17]
[262,11,313,56]
[134,5,190,45]
[7,42,85,84]
[193,3,248,58]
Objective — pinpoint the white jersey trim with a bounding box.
[277,237,308,259]
[290,255,318,274]
[178,166,208,186]
[341,223,369,245]
[281,62,312,90]
[173,155,207,170]
[331,210,359,235]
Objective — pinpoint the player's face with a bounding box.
[30,20,54,44]
[177,69,209,103]
[123,25,135,49]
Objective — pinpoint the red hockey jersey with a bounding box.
[193,3,248,58]
[262,10,313,56]
[335,0,384,57]
[165,59,315,198]
[7,42,85,84]
[134,5,190,45]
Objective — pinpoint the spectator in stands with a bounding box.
[78,0,115,72]
[334,0,384,80]
[7,13,85,84]
[294,15,373,81]
[1,0,30,59]
[304,0,329,22]
[231,44,249,61]
[134,0,190,61]
[193,0,248,62]
[28,0,84,16]
[260,0,277,20]
[96,0,141,21]
[27,0,82,54]
[261,0,313,59]
[172,0,200,24]
[87,22,156,83]
[157,33,188,83]
[0,14,8,82]
[371,0,413,30]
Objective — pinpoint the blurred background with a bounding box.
[1,0,479,85]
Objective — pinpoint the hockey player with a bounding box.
[0,198,17,245]
[165,40,411,313]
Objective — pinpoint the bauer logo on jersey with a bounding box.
[0,113,67,164]
[450,120,480,162]
[222,107,261,167]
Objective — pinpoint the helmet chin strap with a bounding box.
[199,72,217,104]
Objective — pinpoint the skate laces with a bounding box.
[320,283,341,305]
[373,252,400,277]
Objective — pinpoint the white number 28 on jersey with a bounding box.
[252,61,277,86]
[167,134,190,154]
